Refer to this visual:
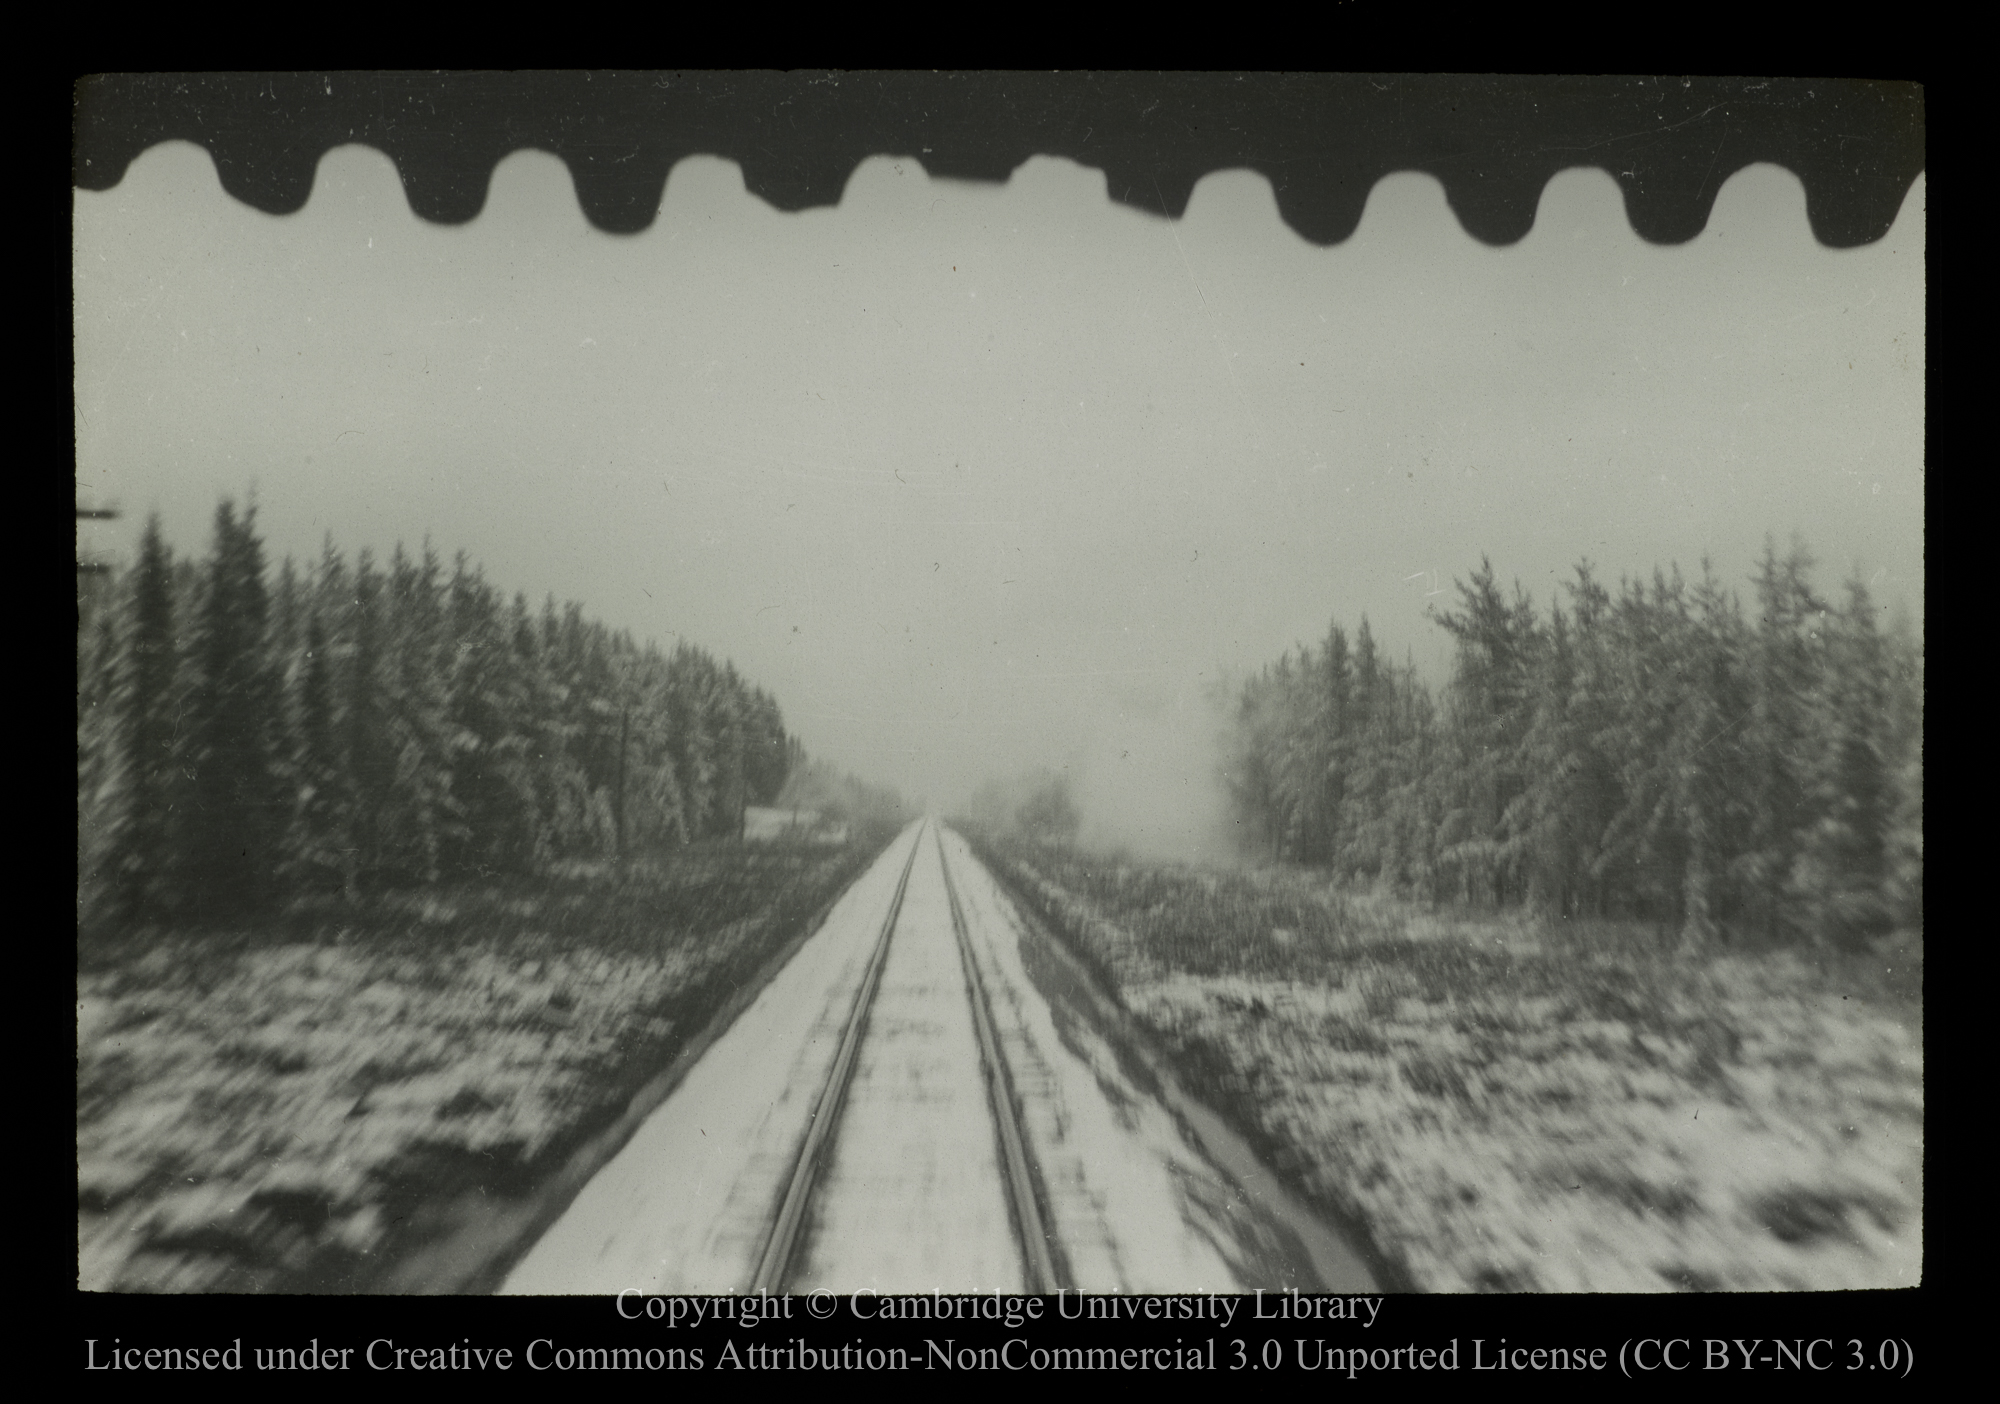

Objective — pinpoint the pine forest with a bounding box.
[77,500,796,933]
[964,539,1923,1292]
[1219,541,1922,952]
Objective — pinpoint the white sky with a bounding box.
[74,144,1924,859]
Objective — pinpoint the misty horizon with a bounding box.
[75,145,1924,862]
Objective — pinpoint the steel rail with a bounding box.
[748,820,927,1293]
[936,827,1064,1292]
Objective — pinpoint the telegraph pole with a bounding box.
[77,505,119,632]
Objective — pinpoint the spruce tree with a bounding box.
[1341,619,1390,882]
[1671,561,1753,947]
[536,594,591,857]
[293,605,349,892]
[77,580,125,925]
[1266,652,1317,863]
[1562,563,1624,918]
[712,663,750,839]
[445,557,524,876]
[373,543,457,883]
[1224,663,1287,862]
[1319,624,1352,872]
[1605,569,1696,926]
[625,648,689,850]
[1433,560,1535,905]
[1737,537,1827,941]
[1881,613,1924,934]
[1798,575,1895,950]
[1508,599,1582,917]
[744,687,791,807]
[346,552,392,894]
[184,500,280,920]
[509,591,555,867]
[665,643,717,840]
[113,514,179,920]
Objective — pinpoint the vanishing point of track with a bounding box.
[749,821,1063,1293]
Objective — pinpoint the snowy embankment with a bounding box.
[77,846,870,1292]
[501,823,928,1295]
[985,844,1922,1293]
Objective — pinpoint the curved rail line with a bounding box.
[749,821,1064,1293]
[937,827,1066,1291]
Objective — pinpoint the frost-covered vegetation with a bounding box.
[78,846,871,1292]
[982,841,1922,1293]
[77,501,808,932]
[75,501,906,1291]
[1224,541,1922,952]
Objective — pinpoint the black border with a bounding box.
[67,67,1931,1373]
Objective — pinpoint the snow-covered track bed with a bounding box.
[505,821,1374,1294]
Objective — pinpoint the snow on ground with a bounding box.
[942,827,1271,1291]
[503,822,927,1294]
[789,826,1020,1292]
[78,848,861,1293]
[997,848,1923,1293]
[1138,971,1922,1292]
[514,823,1349,1294]
[80,941,695,1291]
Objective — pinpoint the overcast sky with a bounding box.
[74,144,1924,859]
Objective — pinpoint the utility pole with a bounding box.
[76,505,119,632]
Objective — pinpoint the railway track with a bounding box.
[937,827,1064,1290]
[500,815,1371,1295]
[751,820,1064,1292]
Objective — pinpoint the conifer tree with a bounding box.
[266,557,310,881]
[1736,537,1827,941]
[1213,537,1917,955]
[1559,564,1624,917]
[371,544,458,882]
[1881,613,1924,934]
[1594,570,1693,925]
[346,552,393,894]
[1267,652,1318,863]
[1796,575,1895,950]
[79,512,795,914]
[1222,662,1287,862]
[110,514,179,919]
[1670,561,1754,946]
[711,662,750,838]
[1507,599,1583,916]
[184,500,280,919]
[77,578,125,924]
[1433,560,1535,905]
[1340,618,1390,882]
[444,557,538,875]
[1319,623,1352,872]
[292,604,350,891]
[665,643,717,840]
[624,646,690,849]
[744,686,791,806]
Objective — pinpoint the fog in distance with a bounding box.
[75,148,1925,862]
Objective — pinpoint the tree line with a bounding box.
[770,741,914,847]
[966,767,1082,847]
[78,500,794,926]
[1223,540,1922,951]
